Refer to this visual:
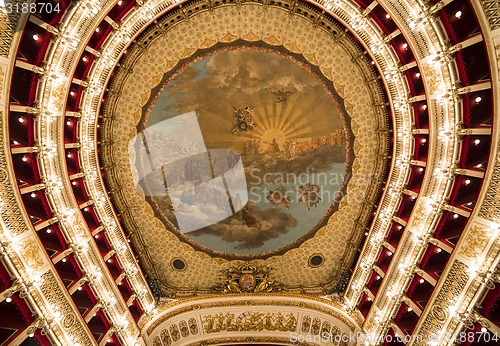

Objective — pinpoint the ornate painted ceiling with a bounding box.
[0,0,499,345]
[101,0,390,296]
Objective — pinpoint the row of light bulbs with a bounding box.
[336,0,476,341]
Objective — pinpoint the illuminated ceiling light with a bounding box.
[453,214,459,219]
[476,163,482,168]
[418,167,424,172]
[455,11,462,19]
[84,207,89,212]
[376,275,381,280]
[18,117,24,123]
[474,139,481,145]
[407,307,412,312]
[385,14,391,19]
[13,140,19,145]
[107,259,112,263]
[437,248,442,253]
[397,225,402,230]
[387,251,392,256]
[31,192,36,198]
[367,297,372,301]
[28,333,34,338]
[66,120,72,126]
[475,96,482,103]
[364,231,369,236]
[72,181,77,186]
[33,34,39,41]
[46,229,51,233]
[95,235,99,238]
[62,258,67,262]
[83,56,88,62]
[467,202,473,206]
[118,0,123,5]
[70,91,75,96]
[5,297,12,303]
[465,179,471,185]
[67,153,72,158]
[95,27,100,33]
[422,104,427,110]
[78,287,83,291]
[421,138,427,143]
[371,60,375,65]
[402,43,408,49]
[415,72,420,78]
[419,278,424,284]
[22,156,28,162]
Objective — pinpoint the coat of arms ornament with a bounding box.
[213,264,284,293]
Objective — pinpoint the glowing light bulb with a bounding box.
[407,307,412,312]
[419,278,424,284]
[22,156,28,162]
[415,72,420,78]
[474,139,481,145]
[31,192,36,198]
[475,96,482,103]
[455,11,462,18]
[386,14,390,19]
[465,179,471,185]
[33,34,39,41]
[402,43,408,49]
[18,117,24,123]
[95,27,100,33]
[6,297,12,303]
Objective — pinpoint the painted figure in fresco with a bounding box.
[283,140,298,158]
[263,138,280,154]
[231,106,257,134]
[266,188,292,208]
[269,87,293,104]
[226,150,239,170]
[295,183,322,210]
[241,206,260,228]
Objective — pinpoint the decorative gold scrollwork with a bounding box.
[213,265,283,293]
[202,311,297,333]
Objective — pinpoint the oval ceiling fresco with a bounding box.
[131,44,353,255]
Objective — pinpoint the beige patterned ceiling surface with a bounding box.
[101,1,390,296]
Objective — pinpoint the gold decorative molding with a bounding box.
[480,0,500,30]
[458,226,491,259]
[145,293,359,335]
[202,311,298,333]
[212,265,283,293]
